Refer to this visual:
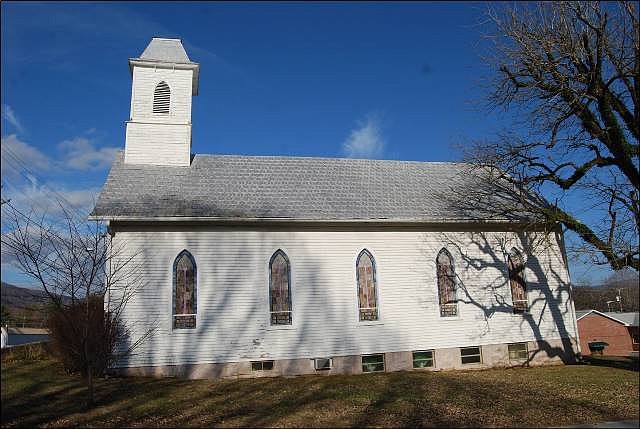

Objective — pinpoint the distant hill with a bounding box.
[1,282,51,312]
[1,282,71,327]
[573,270,639,313]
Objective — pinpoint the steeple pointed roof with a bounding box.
[129,37,200,95]
[136,38,195,64]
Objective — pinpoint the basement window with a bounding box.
[362,354,385,373]
[412,350,435,368]
[251,360,274,371]
[314,358,332,371]
[460,346,482,364]
[508,342,529,360]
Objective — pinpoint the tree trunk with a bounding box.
[86,364,94,408]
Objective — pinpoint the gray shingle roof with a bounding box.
[575,310,591,320]
[609,312,640,326]
[137,38,194,64]
[91,152,534,222]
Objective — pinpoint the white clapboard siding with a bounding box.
[124,122,191,166]
[109,226,577,368]
[130,67,193,122]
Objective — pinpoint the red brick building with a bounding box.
[576,310,639,357]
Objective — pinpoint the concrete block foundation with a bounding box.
[114,337,578,380]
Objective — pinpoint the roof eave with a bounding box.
[87,214,538,225]
[576,309,632,326]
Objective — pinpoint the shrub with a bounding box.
[47,295,123,377]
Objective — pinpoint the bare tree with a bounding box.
[0,201,153,407]
[465,1,639,271]
[573,269,639,311]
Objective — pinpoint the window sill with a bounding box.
[171,328,198,334]
[438,316,461,321]
[266,324,296,331]
[412,366,436,371]
[357,320,384,327]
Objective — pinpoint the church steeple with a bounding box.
[124,38,199,166]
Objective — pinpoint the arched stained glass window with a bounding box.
[437,248,457,317]
[173,250,196,329]
[508,249,528,313]
[153,81,171,114]
[269,250,292,325]
[357,249,379,321]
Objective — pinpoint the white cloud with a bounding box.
[57,137,118,171]
[1,104,25,134]
[1,133,109,222]
[2,133,118,184]
[3,181,99,218]
[342,115,385,159]
[0,187,97,279]
[1,134,51,180]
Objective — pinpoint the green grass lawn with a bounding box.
[1,358,638,427]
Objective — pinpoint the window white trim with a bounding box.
[460,346,483,365]
[361,353,385,373]
[313,358,333,371]
[251,360,274,371]
[412,350,435,369]
[508,342,529,361]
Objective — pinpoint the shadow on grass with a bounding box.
[2,360,639,427]
[582,355,639,372]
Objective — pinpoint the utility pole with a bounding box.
[617,289,623,312]
[1,184,10,205]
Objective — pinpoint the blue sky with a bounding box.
[0,1,613,285]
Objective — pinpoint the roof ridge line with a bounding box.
[190,153,471,165]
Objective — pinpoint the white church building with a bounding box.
[91,38,580,379]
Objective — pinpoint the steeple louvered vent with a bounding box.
[153,81,171,114]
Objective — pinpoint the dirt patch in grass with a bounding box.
[1,360,638,427]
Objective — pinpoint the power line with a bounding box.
[1,148,88,222]
[1,144,91,222]
[1,177,87,234]
[1,144,88,220]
